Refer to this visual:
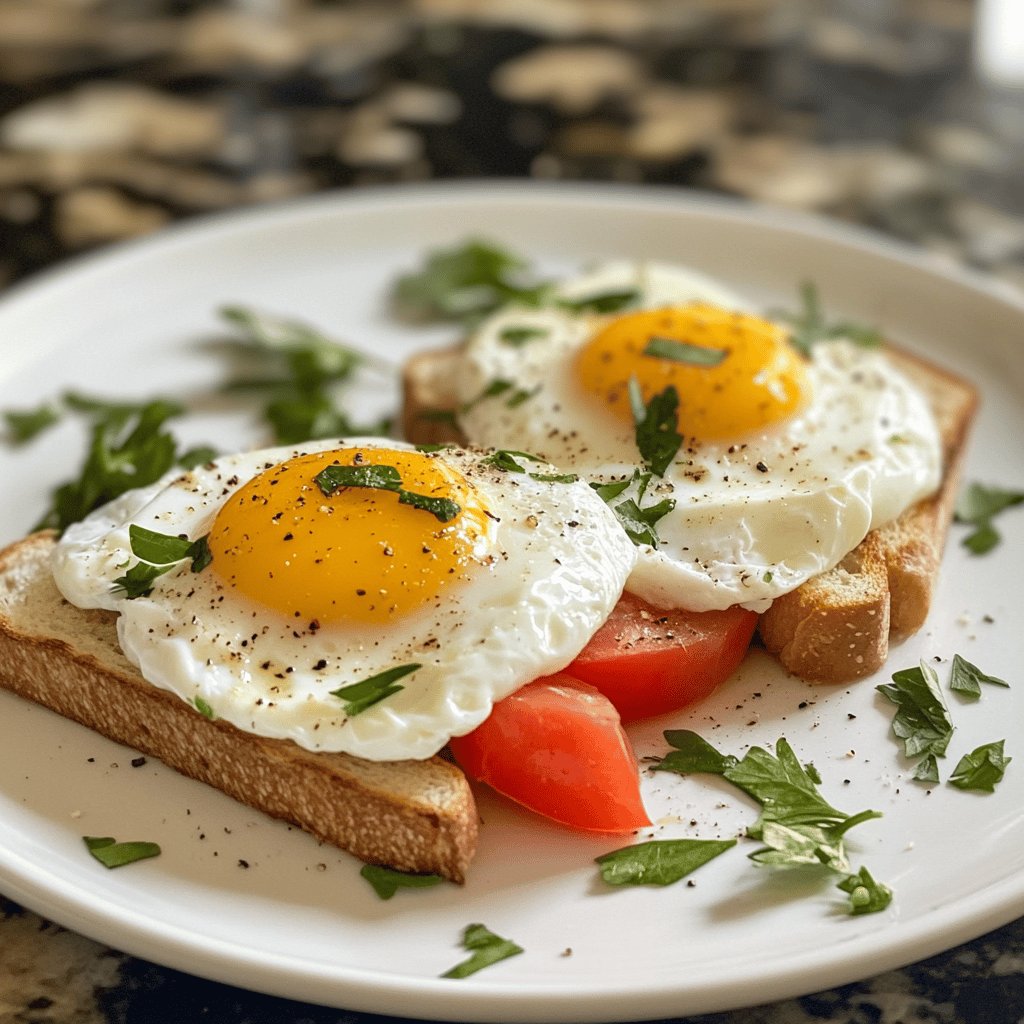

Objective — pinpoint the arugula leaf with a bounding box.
[948,740,1011,792]
[84,835,161,869]
[314,462,460,523]
[629,377,682,478]
[954,482,1024,555]
[3,403,60,444]
[392,240,549,326]
[331,663,420,717]
[775,282,883,357]
[949,653,1009,700]
[876,661,954,776]
[557,288,640,314]
[441,923,523,979]
[360,863,444,900]
[643,336,727,367]
[596,838,736,887]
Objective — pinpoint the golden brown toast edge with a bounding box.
[0,533,478,882]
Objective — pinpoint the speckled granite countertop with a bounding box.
[2,2,1024,1022]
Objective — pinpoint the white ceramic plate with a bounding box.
[1,183,1023,1023]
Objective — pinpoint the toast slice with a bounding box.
[0,533,478,882]
[402,344,978,684]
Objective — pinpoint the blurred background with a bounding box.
[0,0,1022,293]
[1,2,1024,1022]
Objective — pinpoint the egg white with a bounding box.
[455,263,943,612]
[52,439,636,760]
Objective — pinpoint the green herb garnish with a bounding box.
[441,923,524,979]
[3,403,60,444]
[643,336,728,367]
[558,289,639,314]
[949,653,1009,700]
[954,482,1024,555]
[499,325,548,346]
[591,469,675,547]
[654,731,890,915]
[360,864,445,900]
[628,377,682,478]
[392,240,550,326]
[480,449,579,484]
[331,663,420,717]
[314,462,460,524]
[876,661,954,781]
[112,524,212,599]
[948,740,1011,792]
[776,282,883,357]
[84,835,161,869]
[192,696,216,720]
[596,838,736,887]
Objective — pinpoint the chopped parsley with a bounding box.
[654,731,890,915]
[949,653,1009,700]
[392,240,550,326]
[84,835,161,869]
[954,481,1024,555]
[192,696,216,720]
[3,403,60,444]
[876,661,953,782]
[948,740,1011,792]
[643,336,727,367]
[331,663,421,717]
[629,377,682,478]
[499,325,548,346]
[557,288,639,314]
[314,462,460,524]
[360,863,445,900]
[441,923,524,979]
[596,838,736,887]
[112,524,212,599]
[480,449,579,483]
[776,281,883,357]
[591,469,675,547]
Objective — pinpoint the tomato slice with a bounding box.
[567,592,758,722]
[448,673,650,833]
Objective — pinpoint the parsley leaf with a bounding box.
[876,661,954,778]
[954,482,1024,555]
[949,653,1009,700]
[643,336,728,366]
[776,282,883,357]
[948,740,1011,792]
[331,663,420,717]
[591,469,675,547]
[218,306,390,445]
[192,696,216,720]
[3,403,60,444]
[112,525,212,599]
[557,288,639,314]
[441,923,524,979]
[629,377,682,477]
[314,462,461,523]
[84,835,161,869]
[480,449,580,484]
[499,325,548,346]
[360,863,444,900]
[654,732,889,915]
[596,838,736,887]
[392,240,549,326]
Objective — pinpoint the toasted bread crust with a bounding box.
[401,341,978,684]
[0,533,477,881]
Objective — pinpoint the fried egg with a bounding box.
[454,262,943,612]
[52,439,636,760]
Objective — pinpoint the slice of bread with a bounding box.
[402,343,978,684]
[0,533,478,882]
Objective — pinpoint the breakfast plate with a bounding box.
[0,182,1023,1022]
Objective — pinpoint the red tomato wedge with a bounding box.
[567,593,758,723]
[448,673,650,833]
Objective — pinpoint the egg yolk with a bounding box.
[207,447,492,626]
[575,303,810,439]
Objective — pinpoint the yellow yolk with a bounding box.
[575,303,810,439]
[207,447,492,626]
